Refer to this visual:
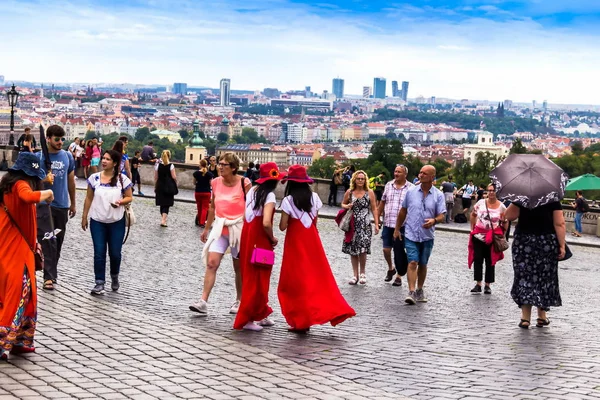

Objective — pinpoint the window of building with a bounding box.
[190,154,194,161]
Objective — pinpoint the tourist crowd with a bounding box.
[0,127,574,359]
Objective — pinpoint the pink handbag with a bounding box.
[251,246,275,268]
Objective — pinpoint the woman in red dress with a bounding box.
[234,162,285,331]
[278,165,356,333]
[0,152,54,360]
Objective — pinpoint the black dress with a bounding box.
[155,163,176,207]
[511,202,562,311]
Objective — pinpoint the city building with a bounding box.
[305,86,312,98]
[185,120,207,164]
[270,98,332,111]
[392,81,399,97]
[263,88,280,98]
[373,77,386,99]
[532,100,537,109]
[401,81,409,102]
[543,100,548,112]
[332,78,344,99]
[0,75,4,85]
[282,122,306,142]
[463,131,509,165]
[430,96,436,105]
[504,99,513,109]
[220,79,231,106]
[362,86,371,99]
[173,82,187,95]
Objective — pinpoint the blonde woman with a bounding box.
[189,152,251,315]
[341,170,379,285]
[154,150,177,227]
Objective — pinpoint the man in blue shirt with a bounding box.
[36,125,76,290]
[394,165,446,305]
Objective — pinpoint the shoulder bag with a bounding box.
[485,200,509,252]
[119,175,136,245]
[251,245,275,268]
[2,204,44,271]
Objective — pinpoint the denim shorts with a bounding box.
[404,238,434,266]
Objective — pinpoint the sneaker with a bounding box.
[405,291,416,305]
[415,288,428,303]
[111,275,120,291]
[484,286,492,295]
[384,269,395,282]
[91,283,105,295]
[470,285,482,294]
[189,299,208,314]
[258,317,274,327]
[229,300,240,314]
[243,322,263,331]
[138,191,145,196]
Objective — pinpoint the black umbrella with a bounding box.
[489,154,568,209]
[39,125,60,240]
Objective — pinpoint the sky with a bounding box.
[1,0,599,104]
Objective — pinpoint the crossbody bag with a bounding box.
[2,204,44,271]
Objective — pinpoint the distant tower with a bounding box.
[391,81,399,97]
[543,100,548,112]
[373,77,386,99]
[401,81,409,102]
[220,79,231,106]
[532,100,537,109]
[0,75,4,85]
[362,86,371,99]
[173,82,188,95]
[430,96,436,106]
[305,86,312,98]
[332,78,344,99]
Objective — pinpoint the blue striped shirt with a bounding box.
[401,184,446,242]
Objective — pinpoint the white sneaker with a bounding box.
[258,317,274,327]
[243,322,263,331]
[189,299,208,314]
[229,300,240,314]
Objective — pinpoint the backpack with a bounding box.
[342,172,351,186]
[454,213,468,223]
[581,198,590,213]
[368,177,377,191]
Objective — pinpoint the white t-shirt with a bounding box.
[461,184,475,198]
[154,162,174,171]
[245,186,276,223]
[87,172,133,223]
[473,199,506,230]
[281,193,322,228]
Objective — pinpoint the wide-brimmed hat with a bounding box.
[255,162,287,184]
[282,164,314,184]
[10,152,46,180]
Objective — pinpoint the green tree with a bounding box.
[135,127,152,142]
[510,138,528,154]
[84,130,97,140]
[571,141,584,156]
[307,157,338,179]
[241,127,260,142]
[217,133,229,142]
[178,129,190,140]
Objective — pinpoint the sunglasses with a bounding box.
[52,137,66,142]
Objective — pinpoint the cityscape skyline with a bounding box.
[2,1,600,104]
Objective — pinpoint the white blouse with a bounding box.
[245,186,276,223]
[281,193,322,228]
[87,173,132,223]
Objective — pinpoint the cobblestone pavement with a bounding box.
[1,193,600,399]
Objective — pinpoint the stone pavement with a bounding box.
[1,191,600,399]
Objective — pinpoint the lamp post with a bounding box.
[6,84,20,146]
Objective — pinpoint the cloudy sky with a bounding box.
[2,0,599,104]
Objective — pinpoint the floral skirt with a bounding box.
[511,233,562,311]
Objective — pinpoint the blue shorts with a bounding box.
[91,157,100,167]
[381,226,405,249]
[404,238,434,266]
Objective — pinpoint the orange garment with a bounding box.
[211,177,250,236]
[0,180,41,354]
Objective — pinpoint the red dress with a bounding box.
[0,181,41,356]
[278,218,356,330]
[233,214,274,329]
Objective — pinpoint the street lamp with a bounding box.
[6,84,20,146]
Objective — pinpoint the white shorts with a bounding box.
[208,234,240,258]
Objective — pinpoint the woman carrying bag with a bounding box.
[154,150,177,227]
[82,150,133,295]
[233,162,285,331]
[468,183,507,294]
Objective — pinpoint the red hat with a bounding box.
[282,164,314,184]
[255,162,286,184]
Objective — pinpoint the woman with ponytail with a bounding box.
[193,159,213,227]
[154,150,178,227]
[82,150,133,295]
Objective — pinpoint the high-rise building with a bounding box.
[305,86,312,98]
[391,81,399,97]
[362,86,371,98]
[220,78,231,106]
[543,100,548,111]
[332,78,344,99]
[401,81,409,102]
[0,75,4,85]
[173,82,187,95]
[373,77,386,99]
[430,96,436,105]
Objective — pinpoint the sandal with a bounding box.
[536,318,550,327]
[43,280,54,290]
[518,319,530,329]
[348,276,358,285]
[392,276,402,287]
[359,274,367,285]
[10,346,35,354]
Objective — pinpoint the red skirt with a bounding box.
[278,218,356,330]
[233,216,274,329]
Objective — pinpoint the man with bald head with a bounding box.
[394,165,446,305]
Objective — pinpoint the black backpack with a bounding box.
[0,152,8,171]
[581,199,590,213]
[454,213,468,223]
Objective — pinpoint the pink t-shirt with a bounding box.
[92,146,101,159]
[212,176,251,235]
[473,199,506,230]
